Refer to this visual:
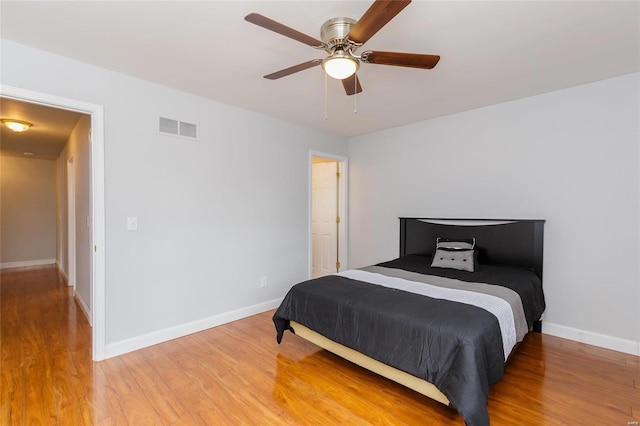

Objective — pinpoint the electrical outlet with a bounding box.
[260,276,268,288]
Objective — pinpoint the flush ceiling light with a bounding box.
[1,119,32,133]
[322,49,359,80]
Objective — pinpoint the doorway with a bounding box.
[0,84,106,360]
[310,152,348,278]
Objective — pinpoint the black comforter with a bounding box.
[273,255,545,426]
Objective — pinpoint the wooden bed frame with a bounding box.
[290,218,545,408]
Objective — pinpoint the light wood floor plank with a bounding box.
[1,265,638,425]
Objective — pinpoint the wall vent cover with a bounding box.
[159,117,198,140]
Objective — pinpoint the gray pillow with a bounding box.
[431,248,475,272]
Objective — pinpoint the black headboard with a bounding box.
[399,218,545,281]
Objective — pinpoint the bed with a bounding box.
[273,218,546,426]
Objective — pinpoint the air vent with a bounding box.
[159,117,179,135]
[159,117,198,140]
[179,121,197,139]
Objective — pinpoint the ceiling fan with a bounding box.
[245,0,440,96]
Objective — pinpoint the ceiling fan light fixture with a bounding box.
[322,50,359,80]
[1,118,32,133]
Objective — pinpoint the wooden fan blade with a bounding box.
[348,0,411,45]
[264,60,322,80]
[245,13,323,47]
[362,51,440,69]
[342,74,363,96]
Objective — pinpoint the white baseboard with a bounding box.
[1,258,56,269]
[74,290,92,326]
[542,322,640,356]
[104,297,284,359]
[56,262,69,284]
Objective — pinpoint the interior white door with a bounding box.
[312,161,338,278]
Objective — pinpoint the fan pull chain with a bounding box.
[354,74,358,114]
[324,72,328,120]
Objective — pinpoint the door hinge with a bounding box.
[94,245,97,252]
[336,261,341,271]
[336,172,341,179]
[336,216,341,224]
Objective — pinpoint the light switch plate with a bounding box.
[127,216,138,231]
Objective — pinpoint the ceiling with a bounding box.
[0,97,84,160]
[1,1,638,138]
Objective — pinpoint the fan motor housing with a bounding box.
[321,17,356,50]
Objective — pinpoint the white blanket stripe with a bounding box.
[337,269,516,360]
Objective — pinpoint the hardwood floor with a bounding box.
[1,265,638,425]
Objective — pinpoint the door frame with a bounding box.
[67,157,76,292]
[1,84,106,361]
[309,151,348,278]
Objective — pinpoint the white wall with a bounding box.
[0,155,57,267]
[1,40,348,354]
[348,73,640,353]
[56,114,92,311]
